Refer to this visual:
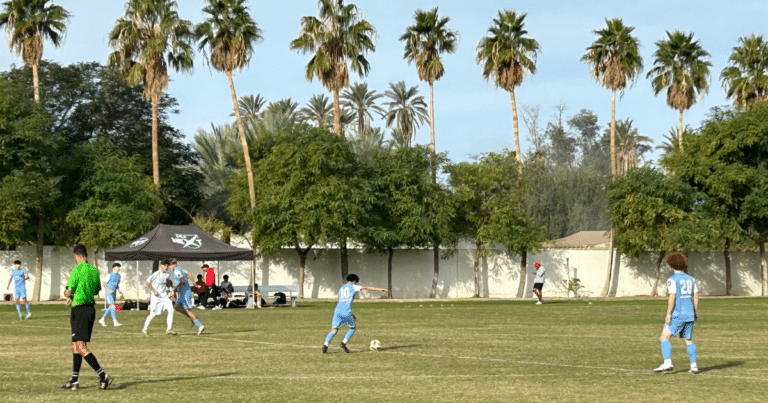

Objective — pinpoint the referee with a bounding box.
[61,244,113,390]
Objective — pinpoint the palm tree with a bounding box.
[341,82,384,138]
[382,81,429,148]
[721,34,768,110]
[646,30,711,150]
[601,119,652,175]
[107,0,195,186]
[476,10,540,173]
[265,98,299,119]
[231,93,266,132]
[655,126,692,157]
[400,7,458,153]
[581,18,643,177]
[0,0,70,103]
[290,0,376,137]
[196,0,263,209]
[298,93,333,128]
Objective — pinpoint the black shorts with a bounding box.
[70,304,96,342]
[533,283,544,291]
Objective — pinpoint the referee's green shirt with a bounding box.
[66,261,101,307]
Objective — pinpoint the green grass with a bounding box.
[1,298,767,402]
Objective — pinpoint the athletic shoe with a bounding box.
[197,305,206,310]
[142,329,149,336]
[197,325,205,335]
[689,365,699,374]
[113,322,122,327]
[166,329,177,335]
[322,345,328,354]
[25,312,32,319]
[99,374,113,390]
[18,314,22,320]
[535,301,542,305]
[99,318,107,327]
[61,380,79,390]
[653,363,673,372]
[340,342,351,353]
[212,306,221,310]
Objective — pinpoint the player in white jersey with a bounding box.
[322,274,386,354]
[142,260,177,336]
[654,253,700,374]
[169,260,205,335]
[6,260,32,319]
[532,262,545,304]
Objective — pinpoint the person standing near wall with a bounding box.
[6,260,32,319]
[532,262,545,304]
[99,263,123,327]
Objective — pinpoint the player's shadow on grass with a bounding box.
[698,361,744,373]
[375,344,421,352]
[113,372,236,390]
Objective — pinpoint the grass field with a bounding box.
[1,297,767,402]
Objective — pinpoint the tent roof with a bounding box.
[105,224,253,261]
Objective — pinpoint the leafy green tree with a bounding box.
[720,34,768,110]
[196,0,263,209]
[107,0,195,186]
[228,125,369,295]
[476,10,540,173]
[400,7,458,153]
[382,80,429,147]
[0,0,69,103]
[66,137,163,265]
[341,82,384,139]
[664,104,768,295]
[581,18,643,176]
[646,30,711,149]
[290,0,376,137]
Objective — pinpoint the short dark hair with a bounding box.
[160,259,172,266]
[346,274,360,283]
[223,274,229,280]
[202,264,209,268]
[666,253,688,271]
[13,260,21,265]
[73,244,88,258]
[197,274,203,279]
[112,263,121,268]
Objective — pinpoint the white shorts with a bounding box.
[149,297,174,315]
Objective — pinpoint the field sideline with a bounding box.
[1,298,767,402]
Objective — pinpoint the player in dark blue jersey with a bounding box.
[654,253,699,374]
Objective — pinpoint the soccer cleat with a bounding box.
[535,301,543,305]
[166,329,177,335]
[653,363,673,372]
[322,345,328,354]
[340,342,351,353]
[61,380,79,390]
[18,314,23,320]
[113,322,122,327]
[25,312,32,319]
[99,374,113,390]
[689,365,699,374]
[197,305,206,310]
[197,325,205,335]
[99,318,107,327]
[142,329,149,336]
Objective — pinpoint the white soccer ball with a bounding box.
[369,339,381,351]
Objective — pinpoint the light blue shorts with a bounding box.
[14,287,27,300]
[106,291,117,304]
[666,320,694,339]
[175,288,193,310]
[331,313,356,329]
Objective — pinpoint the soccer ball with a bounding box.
[369,339,381,351]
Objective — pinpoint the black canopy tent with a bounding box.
[105,224,254,306]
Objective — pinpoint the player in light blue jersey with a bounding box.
[170,260,205,335]
[322,274,386,354]
[99,263,123,327]
[6,260,32,319]
[654,253,700,374]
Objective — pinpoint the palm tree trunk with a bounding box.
[32,63,40,104]
[227,71,256,208]
[32,208,44,302]
[428,81,436,153]
[333,89,341,137]
[151,96,160,185]
[516,250,527,298]
[387,246,393,299]
[610,90,616,176]
[677,110,684,152]
[651,250,665,296]
[429,246,439,298]
[473,242,482,297]
[724,237,732,296]
[602,228,615,297]
[509,90,523,174]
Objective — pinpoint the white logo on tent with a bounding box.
[172,234,202,249]
[130,237,149,248]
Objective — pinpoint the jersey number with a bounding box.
[340,288,351,299]
[679,280,693,295]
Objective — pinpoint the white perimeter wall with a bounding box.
[1,242,765,301]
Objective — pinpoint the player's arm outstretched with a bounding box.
[361,286,387,293]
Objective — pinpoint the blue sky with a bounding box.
[1,0,765,164]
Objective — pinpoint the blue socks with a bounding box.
[661,340,672,360]
[324,331,335,345]
[193,319,202,327]
[110,306,117,321]
[343,329,356,343]
[686,343,697,364]
[15,305,21,315]
[25,304,30,313]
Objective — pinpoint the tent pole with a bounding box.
[135,260,139,311]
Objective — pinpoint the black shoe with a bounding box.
[99,374,113,390]
[340,342,351,353]
[322,345,328,354]
[61,380,79,390]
